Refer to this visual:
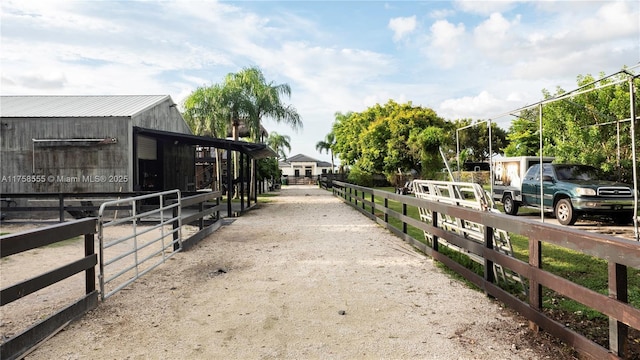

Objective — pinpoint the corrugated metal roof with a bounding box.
[0,95,171,118]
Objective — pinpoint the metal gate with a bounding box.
[97,190,181,300]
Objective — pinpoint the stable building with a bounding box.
[0,95,274,195]
[0,95,196,193]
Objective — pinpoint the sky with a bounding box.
[1,0,639,164]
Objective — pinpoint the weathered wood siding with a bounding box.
[1,117,131,193]
[1,98,195,194]
[132,99,191,134]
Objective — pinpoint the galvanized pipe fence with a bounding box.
[0,189,225,359]
[97,190,181,300]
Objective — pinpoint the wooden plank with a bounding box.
[0,218,96,257]
[530,266,640,329]
[0,255,97,306]
[0,291,98,360]
[483,281,617,360]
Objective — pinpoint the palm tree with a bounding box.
[224,67,302,198]
[219,74,254,141]
[316,132,336,173]
[183,85,229,138]
[185,67,302,143]
[183,85,230,191]
[183,67,302,198]
[267,132,292,160]
[225,66,302,143]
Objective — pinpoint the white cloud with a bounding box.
[439,91,504,120]
[454,0,519,16]
[1,0,636,163]
[388,16,417,42]
[17,72,67,90]
[429,9,455,19]
[454,1,639,82]
[1,0,123,33]
[267,42,395,97]
[473,13,520,52]
[426,20,466,68]
[574,1,639,42]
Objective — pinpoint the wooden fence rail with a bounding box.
[332,180,640,360]
[0,218,98,360]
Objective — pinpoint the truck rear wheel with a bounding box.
[502,194,519,215]
[555,198,577,225]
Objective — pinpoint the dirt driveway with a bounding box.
[22,185,571,359]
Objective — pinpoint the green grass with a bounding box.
[359,186,640,322]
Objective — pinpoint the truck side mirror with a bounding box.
[542,175,554,182]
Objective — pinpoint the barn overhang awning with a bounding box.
[133,127,276,159]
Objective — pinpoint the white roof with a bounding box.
[0,95,171,118]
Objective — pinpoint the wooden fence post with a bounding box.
[608,262,629,357]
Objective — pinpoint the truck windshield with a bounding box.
[555,165,601,181]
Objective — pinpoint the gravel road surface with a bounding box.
[23,185,569,359]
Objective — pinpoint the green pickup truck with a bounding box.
[516,163,636,225]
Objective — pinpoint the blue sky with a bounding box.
[1,1,639,163]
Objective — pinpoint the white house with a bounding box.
[279,154,333,179]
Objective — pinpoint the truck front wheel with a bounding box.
[555,198,577,225]
[503,194,519,215]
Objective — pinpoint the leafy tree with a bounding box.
[408,126,447,179]
[503,108,540,156]
[383,102,450,176]
[346,163,374,187]
[505,70,639,182]
[543,73,635,174]
[454,119,508,161]
[256,157,280,184]
[332,100,450,183]
[359,115,391,174]
[332,110,367,167]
